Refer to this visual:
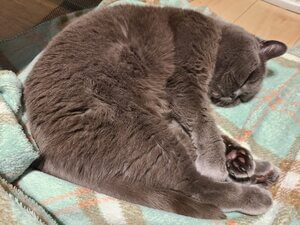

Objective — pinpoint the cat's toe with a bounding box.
[226,145,255,181]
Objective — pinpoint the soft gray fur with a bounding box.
[209,22,287,106]
[24,5,286,219]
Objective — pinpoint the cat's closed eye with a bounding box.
[247,66,265,85]
[238,69,260,93]
[244,70,258,84]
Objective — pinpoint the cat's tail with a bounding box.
[95,182,226,219]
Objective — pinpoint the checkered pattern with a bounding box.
[0,0,299,224]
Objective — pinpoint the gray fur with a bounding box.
[24,5,286,219]
[210,21,287,107]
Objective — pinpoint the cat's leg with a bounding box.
[168,71,229,182]
[155,128,273,212]
[169,123,280,186]
[94,172,274,218]
[192,120,228,181]
[222,135,280,185]
[88,113,273,217]
[166,12,230,181]
[189,177,273,216]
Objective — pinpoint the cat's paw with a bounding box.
[225,144,255,180]
[250,160,280,187]
[237,185,273,215]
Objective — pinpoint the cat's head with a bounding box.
[209,24,287,107]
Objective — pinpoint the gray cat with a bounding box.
[24,5,287,219]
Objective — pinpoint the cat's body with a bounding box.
[24,5,286,219]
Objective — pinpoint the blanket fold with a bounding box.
[0,71,38,183]
[0,177,57,225]
[0,70,55,224]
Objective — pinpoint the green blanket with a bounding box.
[0,0,299,224]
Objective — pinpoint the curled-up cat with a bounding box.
[24,5,287,219]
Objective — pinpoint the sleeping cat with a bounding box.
[24,5,287,219]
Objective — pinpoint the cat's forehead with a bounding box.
[222,24,260,51]
[223,25,261,65]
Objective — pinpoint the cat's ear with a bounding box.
[259,40,287,60]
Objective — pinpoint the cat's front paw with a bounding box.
[225,144,255,180]
[250,160,280,187]
[237,185,273,215]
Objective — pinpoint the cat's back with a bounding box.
[25,5,175,107]
[24,5,176,138]
[26,5,175,82]
[24,5,220,137]
[25,5,219,90]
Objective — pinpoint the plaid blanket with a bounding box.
[0,0,299,224]
[0,70,55,225]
